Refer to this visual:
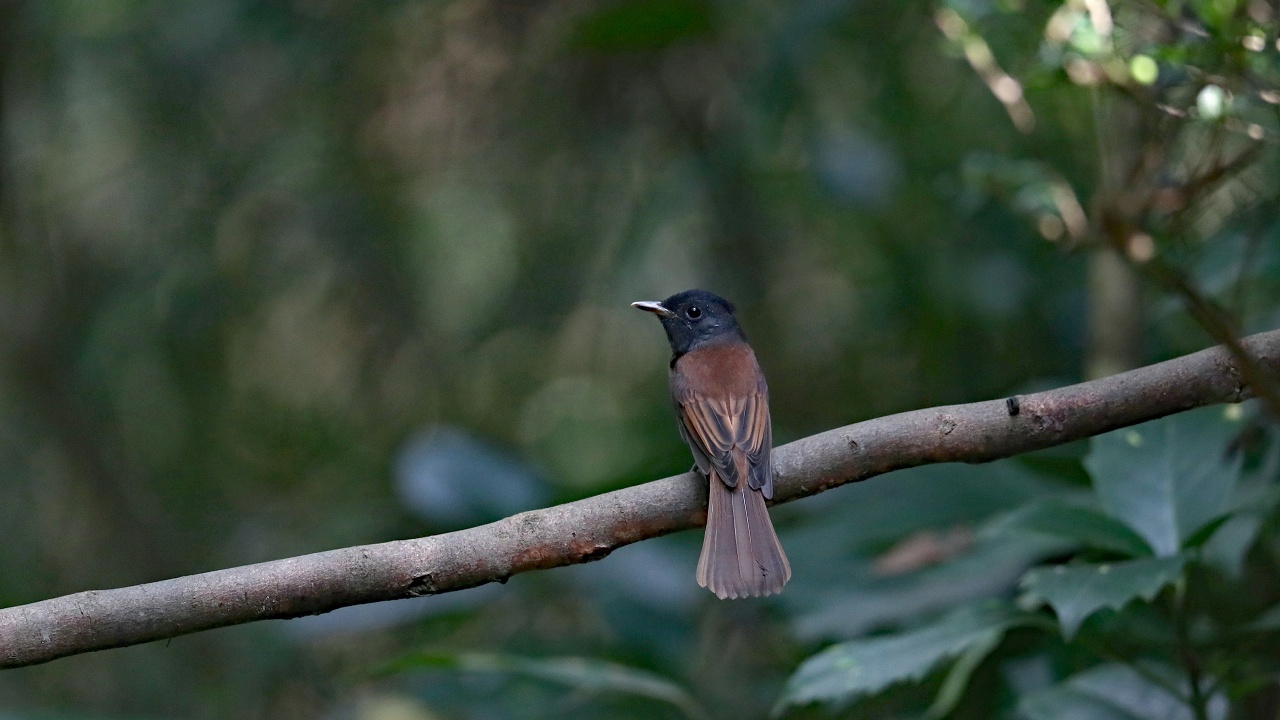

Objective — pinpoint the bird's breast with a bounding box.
[671,343,763,399]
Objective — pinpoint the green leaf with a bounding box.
[1085,407,1243,557]
[924,629,1004,719]
[1200,513,1262,579]
[1181,513,1234,549]
[1204,439,1280,578]
[572,0,713,51]
[387,652,707,720]
[1022,687,1148,720]
[774,603,1026,715]
[1020,556,1186,639]
[989,500,1153,557]
[794,534,1064,640]
[1019,662,1225,720]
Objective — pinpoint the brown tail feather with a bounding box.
[696,473,791,599]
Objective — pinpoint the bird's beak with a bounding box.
[631,300,675,318]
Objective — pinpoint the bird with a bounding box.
[632,289,790,598]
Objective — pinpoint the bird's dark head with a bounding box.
[631,289,746,357]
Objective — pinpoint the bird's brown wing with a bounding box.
[673,379,774,499]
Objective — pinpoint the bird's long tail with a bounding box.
[696,472,790,599]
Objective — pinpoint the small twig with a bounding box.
[1161,142,1267,219]
[1141,257,1280,418]
[1097,175,1280,417]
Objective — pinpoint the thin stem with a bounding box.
[1141,257,1280,418]
[1172,580,1211,720]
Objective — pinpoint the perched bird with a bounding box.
[632,290,790,598]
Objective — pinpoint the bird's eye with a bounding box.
[686,306,702,319]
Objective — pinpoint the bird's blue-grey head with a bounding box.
[631,289,746,358]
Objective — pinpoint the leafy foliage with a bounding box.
[773,401,1277,718]
[389,652,707,720]
[1086,408,1244,557]
[775,603,1029,714]
[1020,556,1187,639]
[1019,663,1227,720]
[990,499,1153,557]
[786,460,1070,639]
[2,0,1280,718]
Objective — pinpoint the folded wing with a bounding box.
[674,381,788,598]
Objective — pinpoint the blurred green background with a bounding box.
[1,1,1279,718]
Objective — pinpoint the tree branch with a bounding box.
[4,329,1280,669]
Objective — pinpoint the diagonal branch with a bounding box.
[1142,258,1280,418]
[4,330,1280,670]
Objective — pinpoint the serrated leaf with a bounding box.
[1020,556,1186,639]
[388,652,707,720]
[775,603,1026,715]
[1085,407,1243,557]
[990,500,1152,557]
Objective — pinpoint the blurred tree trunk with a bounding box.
[1086,248,1144,380]
[1086,93,1145,380]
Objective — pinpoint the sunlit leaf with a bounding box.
[1020,556,1186,639]
[388,652,707,720]
[1196,85,1229,119]
[1085,407,1243,557]
[775,603,1027,715]
[1129,55,1158,85]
